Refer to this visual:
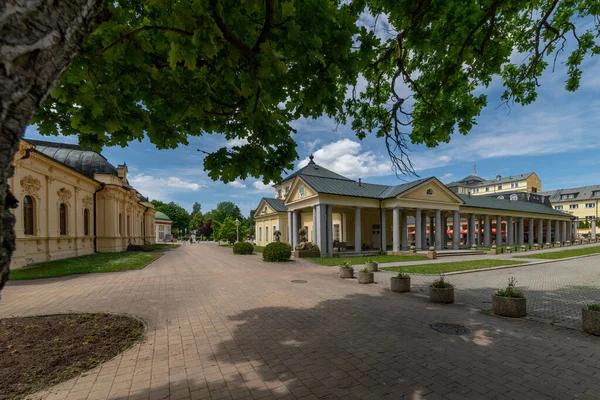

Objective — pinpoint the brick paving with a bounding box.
[1,243,599,400]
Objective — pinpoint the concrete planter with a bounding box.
[488,245,497,255]
[390,277,411,293]
[358,271,374,284]
[365,262,378,272]
[429,286,454,304]
[582,308,600,336]
[338,267,354,279]
[492,295,527,318]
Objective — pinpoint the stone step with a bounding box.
[436,250,486,257]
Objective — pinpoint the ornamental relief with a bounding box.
[82,195,93,208]
[20,175,42,199]
[57,188,73,203]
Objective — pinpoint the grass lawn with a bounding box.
[517,245,600,260]
[308,254,428,266]
[147,243,180,250]
[10,252,164,280]
[381,259,529,274]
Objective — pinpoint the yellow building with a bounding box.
[538,186,600,238]
[255,156,573,256]
[447,173,542,195]
[10,140,156,269]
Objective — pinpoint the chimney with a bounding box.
[358,178,362,186]
[117,163,128,181]
[496,174,501,181]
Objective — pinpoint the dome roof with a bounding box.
[27,140,117,178]
[155,211,172,221]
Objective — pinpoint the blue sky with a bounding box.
[24,41,600,217]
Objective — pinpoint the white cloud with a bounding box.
[253,181,274,193]
[298,138,393,179]
[226,138,249,148]
[303,139,321,152]
[129,173,205,202]
[229,180,247,189]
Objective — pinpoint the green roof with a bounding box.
[459,194,572,218]
[281,157,353,184]
[299,175,431,199]
[155,211,172,221]
[263,198,288,212]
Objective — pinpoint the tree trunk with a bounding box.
[0,0,106,298]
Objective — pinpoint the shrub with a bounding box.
[359,267,371,274]
[496,277,524,298]
[366,257,378,265]
[395,271,410,279]
[339,259,353,269]
[233,242,254,255]
[588,304,600,312]
[263,242,291,262]
[431,274,452,289]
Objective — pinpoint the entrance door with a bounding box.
[372,224,381,250]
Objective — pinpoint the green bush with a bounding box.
[233,242,254,255]
[263,242,291,262]
[495,277,524,298]
[587,304,600,312]
[431,274,452,289]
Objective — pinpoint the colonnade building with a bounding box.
[254,156,574,256]
[10,140,156,268]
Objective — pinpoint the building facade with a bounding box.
[254,157,573,255]
[155,211,173,242]
[539,185,600,238]
[447,173,542,195]
[10,140,156,269]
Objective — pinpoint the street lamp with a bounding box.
[235,218,239,243]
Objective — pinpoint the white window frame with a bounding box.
[585,203,595,208]
[569,204,579,210]
[555,205,564,210]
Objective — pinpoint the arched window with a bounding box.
[127,215,131,236]
[497,195,504,200]
[510,194,518,201]
[59,203,67,235]
[426,188,434,196]
[119,213,123,235]
[83,208,90,236]
[23,195,35,235]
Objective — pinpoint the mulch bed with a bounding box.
[0,313,145,400]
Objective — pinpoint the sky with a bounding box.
[23,25,600,217]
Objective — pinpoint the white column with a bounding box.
[507,216,514,245]
[452,211,460,250]
[592,219,597,239]
[326,205,333,255]
[554,220,560,243]
[529,218,535,246]
[355,207,362,253]
[415,208,422,250]
[518,217,524,246]
[495,216,502,246]
[287,211,293,245]
[401,211,408,250]
[546,219,552,243]
[381,209,387,252]
[435,209,442,250]
[561,221,567,242]
[312,206,317,244]
[421,212,428,249]
[392,207,400,252]
[316,205,327,255]
[292,211,299,247]
[483,215,491,247]
[537,219,543,244]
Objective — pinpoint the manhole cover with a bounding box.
[430,323,470,335]
[291,280,308,284]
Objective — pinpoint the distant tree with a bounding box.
[151,200,190,232]
[214,217,247,244]
[209,201,243,223]
[189,212,204,232]
[192,202,201,216]
[197,220,214,240]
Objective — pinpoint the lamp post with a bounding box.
[235,218,239,243]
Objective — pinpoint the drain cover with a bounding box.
[291,280,308,284]
[430,323,470,335]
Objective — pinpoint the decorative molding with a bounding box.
[57,187,73,203]
[82,195,93,208]
[20,175,42,198]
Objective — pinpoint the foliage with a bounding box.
[214,217,247,244]
[382,259,527,275]
[344,0,600,175]
[431,274,453,289]
[262,242,291,262]
[339,259,353,269]
[366,257,378,265]
[359,267,371,274]
[9,252,163,280]
[197,220,214,239]
[233,241,254,255]
[495,277,524,298]
[206,201,243,223]
[588,304,600,312]
[33,0,364,184]
[146,244,180,250]
[395,272,410,279]
[189,212,204,232]
[151,200,190,232]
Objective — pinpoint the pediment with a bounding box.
[399,178,464,204]
[284,177,317,205]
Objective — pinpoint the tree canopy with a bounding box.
[205,201,243,223]
[32,0,598,180]
[151,200,190,231]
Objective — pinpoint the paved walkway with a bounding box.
[1,244,599,400]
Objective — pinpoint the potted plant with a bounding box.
[582,304,600,335]
[365,257,378,272]
[492,277,526,317]
[429,275,454,304]
[358,267,374,284]
[338,259,354,279]
[391,272,411,293]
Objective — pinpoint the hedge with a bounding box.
[233,242,254,255]
[263,242,291,262]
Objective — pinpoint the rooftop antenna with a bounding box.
[473,163,477,176]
